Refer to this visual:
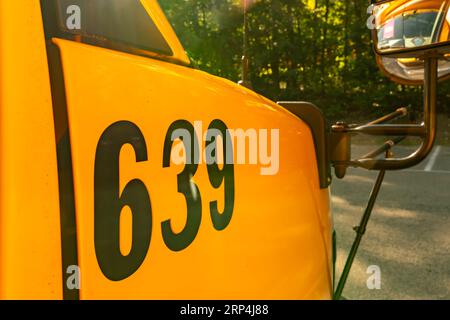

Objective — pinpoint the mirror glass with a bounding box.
[374,0,450,52]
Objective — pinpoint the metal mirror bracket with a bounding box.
[333,56,439,299]
[330,56,438,174]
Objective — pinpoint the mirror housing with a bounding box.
[370,0,450,84]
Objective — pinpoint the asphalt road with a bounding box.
[332,144,450,300]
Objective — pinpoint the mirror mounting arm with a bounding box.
[347,123,426,137]
[356,57,437,170]
[330,57,438,173]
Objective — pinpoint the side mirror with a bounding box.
[334,0,450,300]
[371,0,450,84]
[329,0,450,175]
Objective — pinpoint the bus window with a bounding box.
[55,0,173,56]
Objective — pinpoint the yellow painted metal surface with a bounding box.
[0,0,333,299]
[379,0,449,25]
[56,38,332,299]
[0,1,63,299]
[441,2,450,41]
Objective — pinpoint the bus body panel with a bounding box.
[55,38,332,299]
[0,0,63,299]
[0,0,333,299]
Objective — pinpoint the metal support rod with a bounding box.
[364,107,408,126]
[334,168,386,300]
[347,123,426,137]
[343,107,407,130]
[361,136,406,159]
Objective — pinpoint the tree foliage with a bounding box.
[159,0,449,121]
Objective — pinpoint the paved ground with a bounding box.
[332,144,450,300]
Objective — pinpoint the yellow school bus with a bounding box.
[0,0,448,300]
[0,0,333,299]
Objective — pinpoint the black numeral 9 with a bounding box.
[206,119,235,231]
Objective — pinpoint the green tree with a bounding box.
[159,0,449,122]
